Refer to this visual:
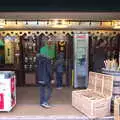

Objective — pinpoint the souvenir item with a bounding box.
[4,35,14,64]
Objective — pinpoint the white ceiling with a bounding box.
[0,12,120,21]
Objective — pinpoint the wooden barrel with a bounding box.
[114,97,120,120]
[102,69,120,113]
[111,96,115,113]
[113,76,120,96]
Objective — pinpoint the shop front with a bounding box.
[0,12,120,119]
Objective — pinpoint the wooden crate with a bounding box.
[95,73,104,94]
[72,72,113,119]
[103,74,113,97]
[114,97,120,120]
[88,72,96,90]
[77,91,111,118]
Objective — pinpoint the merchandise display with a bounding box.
[4,35,14,64]
[21,33,38,85]
[0,71,16,112]
[0,33,21,65]
[14,35,20,65]
[19,31,73,85]
[0,39,4,64]
[22,33,37,72]
[89,32,119,72]
[0,30,119,87]
[104,59,118,71]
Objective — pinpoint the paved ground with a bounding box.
[0,87,114,120]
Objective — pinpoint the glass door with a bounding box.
[73,33,89,88]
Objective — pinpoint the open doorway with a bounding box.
[20,31,74,88]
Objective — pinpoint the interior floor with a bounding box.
[0,87,114,120]
[0,87,82,116]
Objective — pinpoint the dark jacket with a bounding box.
[93,47,106,72]
[55,53,65,73]
[36,54,52,85]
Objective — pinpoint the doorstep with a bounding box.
[0,115,114,120]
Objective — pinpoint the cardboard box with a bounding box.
[72,72,113,119]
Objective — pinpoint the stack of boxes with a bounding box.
[72,72,113,119]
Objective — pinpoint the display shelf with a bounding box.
[20,33,38,85]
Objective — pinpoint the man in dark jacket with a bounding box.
[36,53,53,108]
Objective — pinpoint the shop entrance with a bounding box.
[0,30,120,88]
[17,31,74,87]
[0,30,88,89]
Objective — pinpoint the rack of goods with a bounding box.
[21,33,37,85]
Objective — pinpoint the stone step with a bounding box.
[0,116,114,120]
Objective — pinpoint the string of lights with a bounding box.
[0,19,118,29]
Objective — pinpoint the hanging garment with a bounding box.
[14,35,20,65]
[36,54,52,85]
[57,41,66,59]
[93,47,106,72]
[0,39,4,64]
[4,35,14,64]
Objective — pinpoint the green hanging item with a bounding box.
[0,39,4,64]
[0,39,4,47]
[39,43,55,59]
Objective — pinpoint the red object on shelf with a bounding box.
[0,94,4,109]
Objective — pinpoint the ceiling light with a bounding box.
[16,20,18,25]
[37,20,39,25]
[113,20,120,29]
[51,19,68,28]
[26,20,28,25]
[5,20,7,24]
